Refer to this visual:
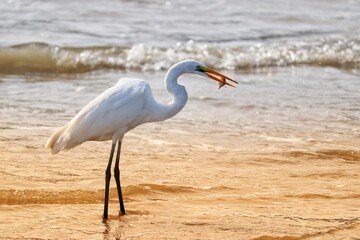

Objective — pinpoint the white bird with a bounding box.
[45,59,237,219]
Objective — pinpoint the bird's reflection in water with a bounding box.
[102,214,127,240]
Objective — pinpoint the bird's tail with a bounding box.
[45,124,70,154]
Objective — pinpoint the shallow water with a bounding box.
[1,0,360,239]
[1,68,360,239]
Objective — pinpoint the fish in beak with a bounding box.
[196,66,238,89]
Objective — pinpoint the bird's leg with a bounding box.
[114,140,126,215]
[103,143,116,220]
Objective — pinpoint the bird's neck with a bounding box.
[148,66,188,122]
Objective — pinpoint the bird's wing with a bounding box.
[63,78,151,145]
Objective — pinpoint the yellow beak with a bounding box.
[203,67,238,89]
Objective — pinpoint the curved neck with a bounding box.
[148,65,188,122]
[165,64,183,94]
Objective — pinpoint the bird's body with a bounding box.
[46,78,169,153]
[45,59,237,219]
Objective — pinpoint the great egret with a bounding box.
[45,59,237,219]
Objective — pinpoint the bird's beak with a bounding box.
[198,66,238,89]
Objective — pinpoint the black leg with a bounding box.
[114,140,126,215]
[103,143,116,220]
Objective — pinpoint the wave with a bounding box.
[0,189,105,205]
[0,184,242,205]
[0,184,198,205]
[2,184,358,205]
[1,37,360,74]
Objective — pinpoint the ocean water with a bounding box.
[1,0,360,73]
[1,0,360,239]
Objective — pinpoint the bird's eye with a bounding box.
[195,65,206,72]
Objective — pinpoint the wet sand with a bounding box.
[0,121,359,239]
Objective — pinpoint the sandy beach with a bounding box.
[1,111,359,239]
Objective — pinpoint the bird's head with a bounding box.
[179,59,238,89]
